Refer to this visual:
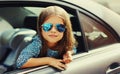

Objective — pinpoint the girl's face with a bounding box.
[41,15,65,46]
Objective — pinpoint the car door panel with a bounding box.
[60,43,120,74]
[10,43,120,74]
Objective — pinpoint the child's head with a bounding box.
[40,15,65,45]
[37,6,76,56]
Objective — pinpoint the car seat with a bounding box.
[0,17,13,34]
[0,17,13,63]
[24,16,38,31]
[0,28,36,73]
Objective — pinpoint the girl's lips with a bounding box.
[49,35,57,37]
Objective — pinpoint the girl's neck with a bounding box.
[47,42,57,48]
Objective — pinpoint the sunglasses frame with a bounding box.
[41,23,66,32]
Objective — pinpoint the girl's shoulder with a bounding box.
[32,35,42,43]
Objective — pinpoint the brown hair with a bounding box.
[37,6,76,58]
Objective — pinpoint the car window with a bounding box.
[24,7,44,16]
[78,12,118,50]
[24,7,74,17]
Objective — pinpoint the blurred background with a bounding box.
[92,0,120,15]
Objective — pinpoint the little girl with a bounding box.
[16,6,77,70]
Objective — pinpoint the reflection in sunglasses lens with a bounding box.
[42,23,65,32]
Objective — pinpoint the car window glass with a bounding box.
[24,7,74,17]
[24,7,44,16]
[78,12,118,50]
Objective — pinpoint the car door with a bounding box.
[17,9,120,74]
[53,44,120,74]
[15,7,120,74]
[59,10,120,74]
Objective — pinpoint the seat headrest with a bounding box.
[0,29,15,47]
[0,18,13,47]
[24,16,38,30]
[10,28,36,50]
[0,28,36,50]
[0,17,13,33]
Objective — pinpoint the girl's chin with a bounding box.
[48,41,58,44]
[47,40,60,44]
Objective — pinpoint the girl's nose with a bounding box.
[50,26,57,33]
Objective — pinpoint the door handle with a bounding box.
[106,62,120,74]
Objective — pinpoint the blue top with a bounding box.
[16,35,77,68]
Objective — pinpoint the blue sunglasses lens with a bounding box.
[56,24,65,32]
[42,23,65,32]
[42,23,52,32]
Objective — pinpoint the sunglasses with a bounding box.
[41,23,66,32]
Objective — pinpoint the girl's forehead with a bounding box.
[43,15,64,24]
[45,14,64,21]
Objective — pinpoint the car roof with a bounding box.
[63,0,120,37]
